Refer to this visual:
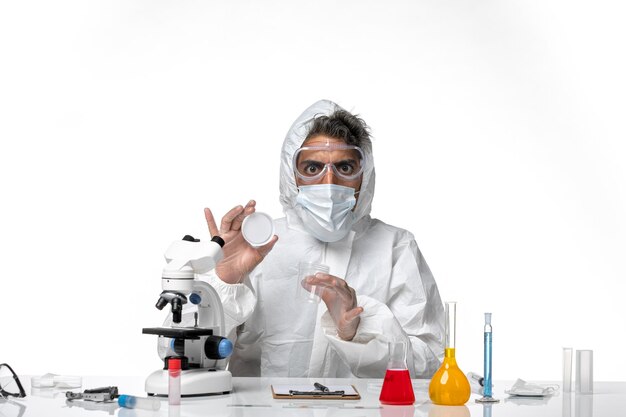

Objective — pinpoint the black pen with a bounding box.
[314,382,329,392]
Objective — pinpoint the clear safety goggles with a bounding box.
[293,144,365,183]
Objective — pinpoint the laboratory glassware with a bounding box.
[563,347,573,392]
[576,350,593,394]
[242,212,274,247]
[476,313,499,403]
[297,262,330,303]
[429,302,471,405]
[379,341,415,405]
[118,395,161,410]
[168,358,181,405]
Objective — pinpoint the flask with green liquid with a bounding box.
[429,301,471,405]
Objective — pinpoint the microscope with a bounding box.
[142,235,233,397]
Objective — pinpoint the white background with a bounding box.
[1,0,624,382]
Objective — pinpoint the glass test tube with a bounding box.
[575,350,593,394]
[168,358,181,405]
[563,347,573,392]
[118,395,161,411]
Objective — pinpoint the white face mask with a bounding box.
[505,379,558,397]
[294,184,357,242]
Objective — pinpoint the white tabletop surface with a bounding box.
[2,375,625,417]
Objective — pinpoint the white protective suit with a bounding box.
[202,100,445,378]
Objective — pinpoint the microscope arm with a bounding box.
[192,279,226,338]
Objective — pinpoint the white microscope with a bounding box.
[143,235,233,397]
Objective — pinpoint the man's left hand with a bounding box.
[303,273,364,341]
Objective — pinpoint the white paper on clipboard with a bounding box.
[272,385,359,396]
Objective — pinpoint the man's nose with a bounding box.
[320,165,339,185]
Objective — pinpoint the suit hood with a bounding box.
[279,99,376,226]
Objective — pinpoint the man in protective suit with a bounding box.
[202,100,444,378]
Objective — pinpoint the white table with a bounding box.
[2,376,625,417]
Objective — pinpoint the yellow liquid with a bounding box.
[429,348,471,405]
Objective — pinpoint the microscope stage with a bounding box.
[142,327,214,339]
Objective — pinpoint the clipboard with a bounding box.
[271,384,361,400]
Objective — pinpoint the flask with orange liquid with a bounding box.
[429,301,471,405]
[379,341,415,405]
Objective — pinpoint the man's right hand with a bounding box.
[204,200,278,284]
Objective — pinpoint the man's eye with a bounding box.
[304,164,322,175]
[336,163,355,174]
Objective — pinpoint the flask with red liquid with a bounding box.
[379,341,415,405]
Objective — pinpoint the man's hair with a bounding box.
[306,110,372,152]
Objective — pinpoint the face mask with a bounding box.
[31,373,82,389]
[504,379,558,397]
[294,184,357,242]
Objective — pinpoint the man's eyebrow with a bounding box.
[298,159,326,165]
[298,158,357,165]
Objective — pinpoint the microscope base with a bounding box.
[145,368,232,397]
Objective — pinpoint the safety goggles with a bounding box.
[0,363,26,399]
[293,144,365,183]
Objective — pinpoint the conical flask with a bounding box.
[379,341,415,405]
[429,301,471,405]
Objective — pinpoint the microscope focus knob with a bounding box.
[189,293,201,305]
[204,336,233,360]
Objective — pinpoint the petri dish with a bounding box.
[241,212,274,247]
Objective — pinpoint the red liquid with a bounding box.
[379,369,415,405]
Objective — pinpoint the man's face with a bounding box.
[294,135,363,196]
